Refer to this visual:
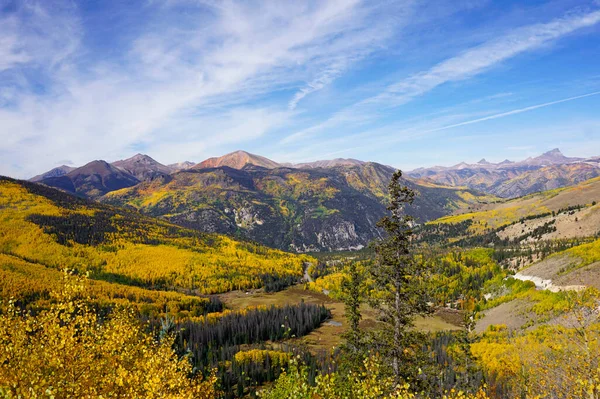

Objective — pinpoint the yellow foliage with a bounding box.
[234,349,290,368]
[0,180,312,295]
[565,238,600,267]
[0,271,217,398]
[306,272,346,299]
[430,202,551,234]
[259,356,490,399]
[0,253,212,317]
[473,290,600,398]
[482,277,591,319]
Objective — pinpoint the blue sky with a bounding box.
[1,0,600,178]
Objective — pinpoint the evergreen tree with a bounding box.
[340,261,364,368]
[368,170,431,383]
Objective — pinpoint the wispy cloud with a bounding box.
[412,91,600,135]
[273,90,600,166]
[288,59,349,110]
[281,8,600,144]
[286,1,410,110]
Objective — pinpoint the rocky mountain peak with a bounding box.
[195,150,281,170]
[545,148,563,156]
[525,148,580,166]
[115,153,157,164]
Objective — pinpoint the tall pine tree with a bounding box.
[368,170,431,383]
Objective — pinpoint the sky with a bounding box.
[1,0,600,178]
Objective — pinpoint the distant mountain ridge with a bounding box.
[29,148,599,251]
[32,149,599,202]
[408,149,600,198]
[31,151,388,200]
[30,165,76,182]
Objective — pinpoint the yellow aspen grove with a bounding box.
[0,271,217,398]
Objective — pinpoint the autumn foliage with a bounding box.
[0,271,216,398]
[0,178,310,299]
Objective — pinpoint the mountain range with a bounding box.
[26,148,598,251]
[28,151,492,251]
[407,149,600,198]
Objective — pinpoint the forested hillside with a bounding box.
[0,176,330,398]
[0,176,310,296]
[102,162,494,251]
[425,176,600,244]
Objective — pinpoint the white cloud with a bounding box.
[0,0,402,178]
[0,28,30,72]
[2,1,600,179]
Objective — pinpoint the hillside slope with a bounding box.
[103,162,495,251]
[430,176,600,240]
[516,239,600,290]
[0,176,308,295]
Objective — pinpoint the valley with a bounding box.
[5,1,600,397]
[3,149,600,399]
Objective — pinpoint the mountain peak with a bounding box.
[543,148,563,156]
[29,165,77,182]
[84,160,112,169]
[195,150,281,170]
[116,153,156,163]
[525,148,574,165]
[478,158,489,164]
[168,161,195,171]
[112,154,171,181]
[39,159,139,198]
